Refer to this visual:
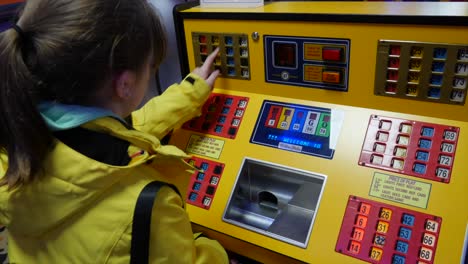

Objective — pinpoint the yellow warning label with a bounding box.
[369,172,431,209]
[304,43,322,60]
[186,135,224,159]
[304,65,323,82]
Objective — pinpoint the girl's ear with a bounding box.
[113,70,136,99]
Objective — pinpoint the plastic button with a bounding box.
[322,47,342,61]
[322,71,341,83]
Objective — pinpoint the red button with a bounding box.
[322,47,342,61]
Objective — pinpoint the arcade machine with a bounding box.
[170,1,468,263]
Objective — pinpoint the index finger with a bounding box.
[202,47,219,71]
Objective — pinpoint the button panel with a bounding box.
[375,40,468,105]
[192,32,250,80]
[183,93,249,139]
[186,157,224,210]
[336,196,442,264]
[359,115,459,183]
[265,36,350,91]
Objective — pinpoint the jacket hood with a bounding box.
[0,117,191,237]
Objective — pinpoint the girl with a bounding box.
[0,0,227,263]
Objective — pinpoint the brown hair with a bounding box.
[0,0,166,189]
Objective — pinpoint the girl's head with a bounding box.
[0,0,166,188]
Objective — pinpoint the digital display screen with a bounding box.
[267,134,322,149]
[274,42,297,68]
[421,127,434,137]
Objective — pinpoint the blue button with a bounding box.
[421,127,434,137]
[413,163,426,174]
[225,98,233,105]
[392,254,406,264]
[215,125,223,133]
[189,192,198,201]
[430,74,443,85]
[398,227,412,240]
[418,139,432,149]
[415,151,429,162]
[192,182,202,191]
[395,241,409,254]
[196,172,205,181]
[222,107,230,114]
[402,213,415,226]
[433,48,447,59]
[201,162,209,171]
[432,62,445,72]
[428,87,441,98]
[218,116,227,124]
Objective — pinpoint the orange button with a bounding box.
[322,47,342,61]
[322,71,341,83]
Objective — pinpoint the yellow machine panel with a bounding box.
[172,2,468,263]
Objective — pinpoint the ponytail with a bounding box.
[0,26,53,189]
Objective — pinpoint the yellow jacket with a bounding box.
[0,74,229,263]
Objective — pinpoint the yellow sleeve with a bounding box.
[149,186,228,264]
[131,73,211,139]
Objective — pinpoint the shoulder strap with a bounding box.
[130,181,180,264]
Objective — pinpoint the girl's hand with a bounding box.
[191,48,220,89]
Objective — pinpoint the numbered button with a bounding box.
[355,215,368,228]
[458,48,468,61]
[376,221,389,234]
[394,147,407,157]
[419,247,433,261]
[373,143,386,153]
[395,240,409,254]
[379,120,392,130]
[443,130,457,141]
[418,139,432,149]
[402,213,415,226]
[453,77,466,89]
[422,233,437,247]
[379,208,392,221]
[416,151,429,162]
[352,227,365,241]
[455,63,468,76]
[371,154,384,165]
[348,241,361,254]
[421,127,434,137]
[425,219,439,233]
[377,131,390,141]
[399,227,412,240]
[374,234,386,247]
[438,155,452,166]
[359,203,371,215]
[392,254,406,264]
[436,167,450,179]
[440,142,454,153]
[450,89,465,102]
[370,247,383,261]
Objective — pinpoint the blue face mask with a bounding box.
[38,101,125,131]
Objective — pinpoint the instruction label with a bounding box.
[369,172,431,209]
[186,135,224,159]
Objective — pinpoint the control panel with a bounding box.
[359,115,459,183]
[375,40,468,105]
[182,93,249,139]
[187,157,225,209]
[192,32,250,80]
[265,36,350,91]
[336,196,441,264]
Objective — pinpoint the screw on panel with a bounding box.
[251,32,259,41]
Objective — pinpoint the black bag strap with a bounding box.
[130,181,180,264]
